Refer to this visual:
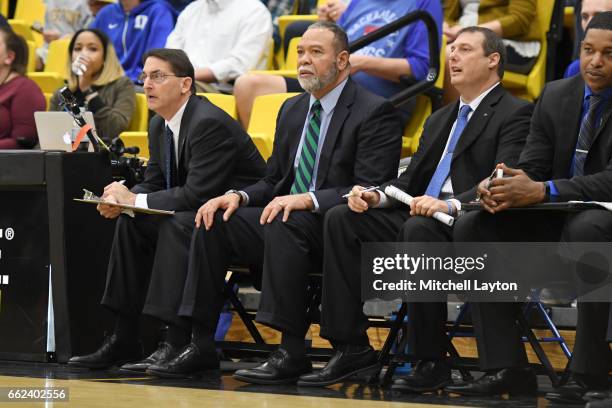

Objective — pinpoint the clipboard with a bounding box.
[461,201,609,212]
[74,189,175,215]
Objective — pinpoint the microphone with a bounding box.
[58,86,101,152]
[383,185,455,226]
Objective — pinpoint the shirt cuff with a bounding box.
[135,193,148,209]
[239,191,249,206]
[309,192,320,212]
[546,181,560,201]
[449,198,461,214]
[373,190,391,208]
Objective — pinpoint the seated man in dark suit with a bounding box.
[450,12,612,401]
[298,27,533,388]
[68,48,267,371]
[143,21,403,380]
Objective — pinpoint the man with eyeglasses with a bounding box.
[67,48,267,372]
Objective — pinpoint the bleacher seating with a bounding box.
[8,0,45,48]
[248,92,300,160]
[28,38,70,93]
[198,93,237,119]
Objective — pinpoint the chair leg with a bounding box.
[517,312,560,387]
[446,303,473,382]
[224,276,266,345]
[373,302,408,386]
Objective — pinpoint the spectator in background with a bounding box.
[50,28,135,144]
[262,0,317,52]
[442,0,540,104]
[0,27,46,149]
[166,0,272,93]
[565,0,612,77]
[233,0,443,129]
[36,0,91,70]
[90,0,176,83]
[86,0,116,22]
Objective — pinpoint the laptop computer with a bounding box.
[34,111,97,152]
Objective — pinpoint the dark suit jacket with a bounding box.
[132,94,267,211]
[383,84,533,202]
[519,75,612,201]
[242,77,403,213]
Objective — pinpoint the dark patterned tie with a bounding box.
[291,100,322,194]
[165,125,176,189]
[574,94,604,177]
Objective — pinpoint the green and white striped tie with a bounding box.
[290,100,322,194]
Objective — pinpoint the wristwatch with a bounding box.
[225,189,244,205]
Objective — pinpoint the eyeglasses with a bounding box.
[137,71,183,84]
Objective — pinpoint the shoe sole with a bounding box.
[118,367,149,375]
[146,367,220,379]
[67,359,138,370]
[447,386,538,397]
[232,373,301,385]
[391,379,452,394]
[297,363,380,387]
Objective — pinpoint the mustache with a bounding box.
[298,65,315,74]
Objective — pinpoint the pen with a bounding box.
[343,186,379,198]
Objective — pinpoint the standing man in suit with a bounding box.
[144,21,403,380]
[449,13,612,401]
[68,48,267,372]
[297,27,533,388]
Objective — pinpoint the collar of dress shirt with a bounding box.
[206,0,231,12]
[165,98,189,137]
[584,84,612,102]
[459,81,500,115]
[308,76,349,114]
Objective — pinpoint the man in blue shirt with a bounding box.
[90,0,176,83]
[450,12,612,401]
[233,0,442,128]
[564,0,612,78]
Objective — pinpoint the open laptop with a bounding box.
[34,111,97,152]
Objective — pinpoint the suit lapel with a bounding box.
[177,95,197,166]
[452,85,503,159]
[315,79,355,189]
[559,79,584,171]
[286,94,310,174]
[591,98,612,148]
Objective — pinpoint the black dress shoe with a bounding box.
[546,373,610,404]
[233,348,312,385]
[391,360,452,393]
[445,367,537,396]
[586,390,612,401]
[119,342,178,374]
[297,345,378,387]
[68,334,142,369]
[586,398,612,408]
[146,343,219,378]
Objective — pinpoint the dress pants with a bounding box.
[101,211,196,329]
[179,208,325,338]
[320,205,408,345]
[453,209,612,374]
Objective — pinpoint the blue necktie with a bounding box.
[573,94,603,177]
[164,125,176,189]
[425,104,472,198]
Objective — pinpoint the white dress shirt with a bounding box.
[165,0,272,91]
[377,82,501,212]
[135,99,189,209]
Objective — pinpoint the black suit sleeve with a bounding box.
[144,118,240,211]
[552,160,612,201]
[242,100,290,206]
[454,102,533,203]
[312,101,402,212]
[518,86,557,182]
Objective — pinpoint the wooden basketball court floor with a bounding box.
[0,361,559,408]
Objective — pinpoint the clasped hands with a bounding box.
[346,186,454,217]
[96,181,136,219]
[194,193,314,230]
[477,163,546,213]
